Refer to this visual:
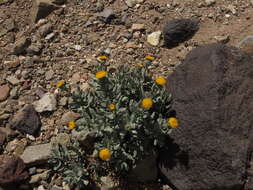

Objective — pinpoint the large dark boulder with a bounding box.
[159,43,253,190]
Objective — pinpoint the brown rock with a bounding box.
[11,104,41,135]
[0,155,28,185]
[30,0,59,23]
[159,43,253,190]
[12,37,31,55]
[0,85,10,102]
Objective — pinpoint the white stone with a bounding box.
[33,92,57,112]
[147,31,162,46]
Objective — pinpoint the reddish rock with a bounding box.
[0,155,28,185]
[0,85,10,102]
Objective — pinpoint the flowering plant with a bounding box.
[50,57,179,188]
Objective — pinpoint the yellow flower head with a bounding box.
[135,63,144,67]
[68,120,76,130]
[98,56,108,61]
[108,104,116,110]
[95,71,107,79]
[145,55,155,61]
[99,148,111,161]
[155,77,167,86]
[56,80,65,88]
[141,98,153,110]
[167,117,179,128]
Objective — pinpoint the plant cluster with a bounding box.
[49,56,179,189]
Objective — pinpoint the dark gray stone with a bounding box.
[163,19,199,48]
[159,43,253,190]
[10,104,41,135]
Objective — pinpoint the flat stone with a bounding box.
[10,104,41,135]
[131,23,145,31]
[147,31,162,46]
[6,75,20,85]
[0,85,10,102]
[33,93,57,112]
[21,143,52,165]
[45,70,54,80]
[98,9,116,23]
[12,37,31,55]
[29,170,50,184]
[58,97,68,106]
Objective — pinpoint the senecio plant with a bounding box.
[49,56,179,189]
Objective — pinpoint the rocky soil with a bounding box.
[1,0,253,189]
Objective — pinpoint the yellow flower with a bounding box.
[145,55,155,61]
[155,77,167,86]
[56,80,65,88]
[167,117,179,128]
[135,63,144,67]
[68,121,76,130]
[141,98,153,110]
[95,71,107,79]
[108,104,116,110]
[98,56,108,61]
[99,148,111,161]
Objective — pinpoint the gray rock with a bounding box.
[71,131,96,154]
[10,104,41,135]
[98,9,116,23]
[34,93,57,112]
[45,32,55,40]
[38,23,53,37]
[29,167,37,175]
[60,111,80,125]
[159,43,253,190]
[45,70,54,80]
[30,0,59,23]
[163,19,199,48]
[58,97,68,106]
[147,31,162,46]
[12,37,31,55]
[29,170,50,184]
[0,85,10,102]
[21,143,52,165]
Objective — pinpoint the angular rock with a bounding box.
[30,0,59,23]
[29,170,50,184]
[34,92,57,112]
[60,111,81,125]
[26,42,43,55]
[21,143,52,165]
[147,31,162,46]
[0,18,15,37]
[11,104,41,135]
[163,19,199,48]
[6,75,20,85]
[98,9,116,23]
[131,23,145,31]
[159,43,253,190]
[12,37,31,55]
[0,155,28,185]
[38,23,53,37]
[0,85,10,102]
